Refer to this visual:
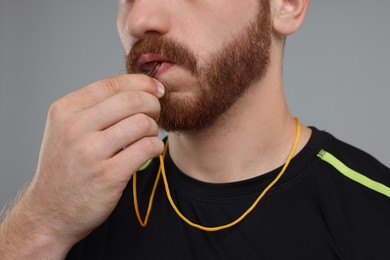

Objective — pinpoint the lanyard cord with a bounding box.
[133,117,301,231]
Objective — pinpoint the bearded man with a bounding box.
[1,0,390,259]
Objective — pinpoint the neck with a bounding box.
[167,58,311,183]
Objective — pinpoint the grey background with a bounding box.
[1,1,389,210]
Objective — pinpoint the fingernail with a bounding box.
[154,80,165,98]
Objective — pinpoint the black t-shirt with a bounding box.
[66,128,390,259]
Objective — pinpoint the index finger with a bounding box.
[59,74,165,112]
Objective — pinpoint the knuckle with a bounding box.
[139,137,163,157]
[123,91,144,111]
[101,77,121,93]
[149,119,160,135]
[134,114,154,133]
[140,138,155,154]
[154,139,165,155]
[48,99,66,119]
[135,114,160,137]
[149,119,159,135]
[149,95,160,109]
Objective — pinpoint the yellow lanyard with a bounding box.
[133,118,301,231]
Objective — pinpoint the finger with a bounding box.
[104,136,164,181]
[59,74,164,113]
[79,90,161,131]
[99,114,160,159]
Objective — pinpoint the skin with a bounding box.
[118,0,312,183]
[0,0,311,259]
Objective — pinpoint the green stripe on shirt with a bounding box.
[317,150,390,198]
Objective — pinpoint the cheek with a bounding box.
[181,2,258,56]
[117,8,136,54]
[117,20,129,52]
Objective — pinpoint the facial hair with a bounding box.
[126,1,271,133]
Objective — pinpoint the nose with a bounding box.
[125,0,171,39]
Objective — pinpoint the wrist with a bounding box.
[0,197,73,259]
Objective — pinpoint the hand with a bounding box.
[0,74,165,258]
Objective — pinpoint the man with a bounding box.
[1,0,389,259]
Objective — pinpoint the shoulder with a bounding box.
[315,131,390,197]
[308,129,390,258]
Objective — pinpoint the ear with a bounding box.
[272,0,311,36]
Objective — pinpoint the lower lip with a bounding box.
[154,62,174,78]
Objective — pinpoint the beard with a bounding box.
[126,1,271,133]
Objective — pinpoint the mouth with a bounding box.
[137,54,174,76]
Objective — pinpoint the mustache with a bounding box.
[126,36,198,75]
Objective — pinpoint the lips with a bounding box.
[137,54,173,75]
